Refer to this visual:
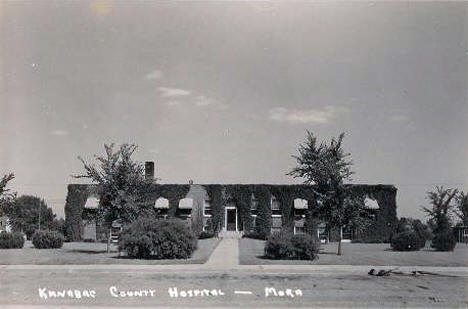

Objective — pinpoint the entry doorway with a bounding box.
[225,207,237,232]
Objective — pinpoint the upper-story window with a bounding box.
[204,199,212,216]
[271,195,280,211]
[251,194,258,215]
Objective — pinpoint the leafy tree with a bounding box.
[75,143,152,227]
[288,131,362,255]
[423,186,458,251]
[0,173,15,216]
[7,195,59,239]
[423,186,457,233]
[455,191,468,226]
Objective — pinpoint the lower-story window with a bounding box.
[271,215,282,234]
[294,226,305,235]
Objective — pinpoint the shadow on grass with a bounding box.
[67,249,114,254]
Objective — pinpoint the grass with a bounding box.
[239,238,468,266]
[0,238,220,265]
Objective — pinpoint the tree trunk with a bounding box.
[337,226,343,255]
[107,229,111,253]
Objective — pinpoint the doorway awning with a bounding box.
[179,198,193,209]
[364,197,380,210]
[294,198,308,209]
[84,197,99,209]
[155,197,169,209]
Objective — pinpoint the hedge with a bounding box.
[0,232,25,249]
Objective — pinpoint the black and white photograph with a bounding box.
[0,1,467,308]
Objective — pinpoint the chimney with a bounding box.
[145,161,154,181]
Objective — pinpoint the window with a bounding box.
[271,216,282,229]
[204,199,212,216]
[271,196,280,211]
[251,194,258,215]
[294,226,305,235]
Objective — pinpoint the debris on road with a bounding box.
[368,268,458,277]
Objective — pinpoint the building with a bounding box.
[0,215,12,233]
[64,181,397,242]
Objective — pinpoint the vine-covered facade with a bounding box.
[64,183,397,242]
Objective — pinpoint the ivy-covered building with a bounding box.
[64,182,398,242]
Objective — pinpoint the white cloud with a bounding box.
[50,129,69,136]
[194,95,227,109]
[145,69,163,80]
[268,106,344,124]
[166,100,181,107]
[157,87,191,97]
[389,114,408,122]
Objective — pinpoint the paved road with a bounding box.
[1,239,468,308]
[1,266,467,308]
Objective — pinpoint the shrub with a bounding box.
[390,231,423,251]
[264,232,319,260]
[32,230,64,249]
[198,231,216,239]
[431,231,456,251]
[119,217,198,259]
[0,232,25,249]
[243,231,269,240]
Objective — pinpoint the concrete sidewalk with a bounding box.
[2,263,468,276]
[204,238,239,268]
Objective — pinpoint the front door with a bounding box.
[226,208,237,231]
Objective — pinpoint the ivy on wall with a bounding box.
[253,185,272,237]
[65,183,397,242]
[64,184,97,241]
[203,185,223,233]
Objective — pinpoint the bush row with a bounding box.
[0,232,25,249]
[264,232,320,260]
[32,230,65,249]
[118,218,198,259]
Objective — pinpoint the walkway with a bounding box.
[204,238,239,268]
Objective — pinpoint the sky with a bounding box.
[1,1,467,219]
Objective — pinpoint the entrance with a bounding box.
[225,208,237,231]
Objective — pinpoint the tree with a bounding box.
[7,195,59,239]
[0,173,15,216]
[423,186,457,233]
[288,131,360,255]
[423,186,458,251]
[455,191,468,226]
[75,143,151,228]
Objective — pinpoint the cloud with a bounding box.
[389,114,408,122]
[194,95,227,109]
[157,87,191,97]
[166,100,181,107]
[145,69,163,80]
[49,129,69,136]
[268,106,344,124]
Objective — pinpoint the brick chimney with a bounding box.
[145,161,154,181]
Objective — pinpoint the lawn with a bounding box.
[239,238,468,266]
[0,238,220,265]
